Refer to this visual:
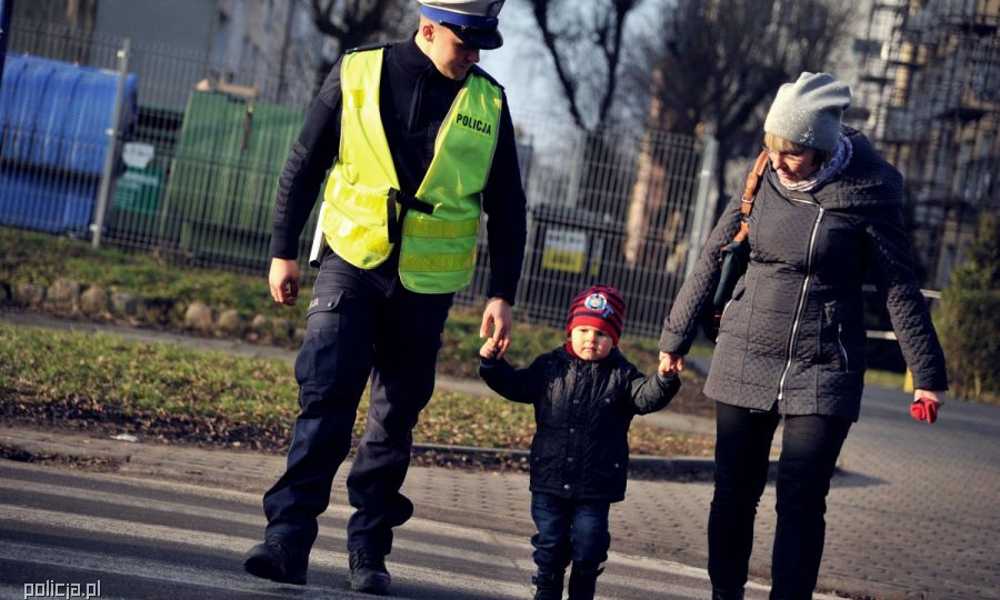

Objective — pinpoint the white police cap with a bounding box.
[418,0,505,49]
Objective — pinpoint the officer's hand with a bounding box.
[658,351,685,375]
[268,258,300,306]
[480,297,512,358]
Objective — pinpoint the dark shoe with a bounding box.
[567,564,603,600]
[531,570,564,600]
[243,538,308,585]
[348,548,391,595]
[712,588,745,600]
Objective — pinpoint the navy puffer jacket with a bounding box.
[480,347,678,502]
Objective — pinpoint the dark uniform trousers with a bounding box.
[262,251,453,557]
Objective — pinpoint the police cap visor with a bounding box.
[439,21,503,50]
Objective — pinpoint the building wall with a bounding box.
[216,0,320,105]
[86,0,320,109]
[90,0,219,111]
[848,0,999,288]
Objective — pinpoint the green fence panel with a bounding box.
[161,91,304,267]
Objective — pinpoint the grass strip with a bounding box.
[0,322,714,458]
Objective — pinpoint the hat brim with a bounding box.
[441,22,503,50]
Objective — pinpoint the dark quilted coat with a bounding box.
[659,129,947,421]
[479,347,679,502]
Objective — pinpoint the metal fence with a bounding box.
[1,23,708,338]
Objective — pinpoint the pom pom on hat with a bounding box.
[565,285,626,345]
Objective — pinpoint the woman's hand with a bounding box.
[910,389,943,424]
[658,352,685,375]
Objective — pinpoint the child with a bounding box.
[479,285,680,600]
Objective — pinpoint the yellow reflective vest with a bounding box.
[318,48,502,294]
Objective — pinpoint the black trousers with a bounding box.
[708,402,850,600]
[261,253,453,556]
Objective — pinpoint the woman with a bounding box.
[658,72,947,599]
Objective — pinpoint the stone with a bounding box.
[270,317,293,341]
[110,291,140,317]
[80,286,109,316]
[250,314,270,334]
[142,297,175,326]
[184,301,214,333]
[14,282,46,307]
[216,309,244,336]
[46,278,82,311]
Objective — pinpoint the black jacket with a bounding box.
[269,37,527,304]
[479,347,679,502]
[659,129,947,421]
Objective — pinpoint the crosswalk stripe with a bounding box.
[0,504,533,599]
[0,541,385,600]
[0,473,702,583]
[1,478,528,571]
[0,461,842,599]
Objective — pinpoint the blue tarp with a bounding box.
[0,53,137,233]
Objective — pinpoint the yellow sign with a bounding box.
[542,228,587,273]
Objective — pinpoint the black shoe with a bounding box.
[243,538,308,585]
[711,588,745,600]
[532,570,564,600]
[567,564,603,600]
[348,548,391,595]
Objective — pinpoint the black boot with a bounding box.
[712,588,745,600]
[567,564,603,600]
[243,536,308,585]
[348,548,391,595]
[532,570,564,600]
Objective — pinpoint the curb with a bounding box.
[410,441,717,481]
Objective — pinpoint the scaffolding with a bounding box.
[852,0,999,289]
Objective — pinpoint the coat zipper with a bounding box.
[837,323,850,371]
[777,201,825,401]
[721,298,734,320]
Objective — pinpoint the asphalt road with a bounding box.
[0,458,805,600]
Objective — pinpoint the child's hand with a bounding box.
[480,338,500,359]
[658,352,684,375]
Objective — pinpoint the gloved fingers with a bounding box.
[925,399,938,424]
[910,398,939,424]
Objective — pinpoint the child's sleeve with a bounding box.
[626,365,681,415]
[478,355,545,404]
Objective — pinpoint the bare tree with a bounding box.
[627,0,851,204]
[310,0,415,88]
[526,0,642,132]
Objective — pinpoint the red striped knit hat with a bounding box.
[565,285,626,345]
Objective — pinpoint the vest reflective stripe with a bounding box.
[399,250,477,272]
[403,217,480,238]
[319,48,501,293]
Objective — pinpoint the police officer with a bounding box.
[243,0,526,594]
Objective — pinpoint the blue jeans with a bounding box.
[708,402,851,599]
[530,492,611,574]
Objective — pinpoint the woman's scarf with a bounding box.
[782,134,853,192]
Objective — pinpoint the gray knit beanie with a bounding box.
[763,72,852,152]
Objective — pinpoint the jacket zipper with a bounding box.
[837,323,850,371]
[721,298,734,320]
[777,201,825,401]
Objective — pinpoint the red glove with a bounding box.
[910,397,939,424]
